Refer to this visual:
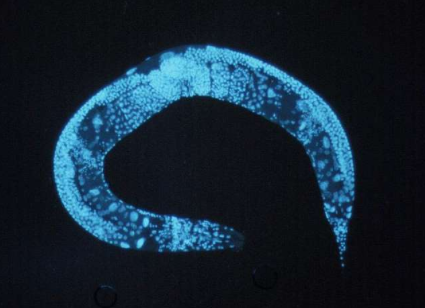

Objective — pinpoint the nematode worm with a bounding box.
[54,45,355,265]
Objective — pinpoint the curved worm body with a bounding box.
[54,45,354,264]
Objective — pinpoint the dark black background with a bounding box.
[1,0,423,307]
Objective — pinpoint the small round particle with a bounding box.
[253,264,279,290]
[94,285,117,308]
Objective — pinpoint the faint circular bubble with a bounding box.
[253,264,279,290]
[94,285,117,308]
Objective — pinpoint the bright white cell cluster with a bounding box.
[53,45,354,265]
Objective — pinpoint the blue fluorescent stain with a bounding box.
[126,67,137,76]
[137,238,146,248]
[53,45,355,266]
[120,242,130,249]
[142,217,150,228]
[130,211,139,222]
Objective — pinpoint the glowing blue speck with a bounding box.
[136,238,146,248]
[109,203,118,212]
[130,211,139,222]
[267,88,276,98]
[323,136,330,148]
[120,242,130,249]
[126,67,137,76]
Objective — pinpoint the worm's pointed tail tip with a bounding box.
[226,228,245,251]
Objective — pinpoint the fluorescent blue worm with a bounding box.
[54,45,354,265]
